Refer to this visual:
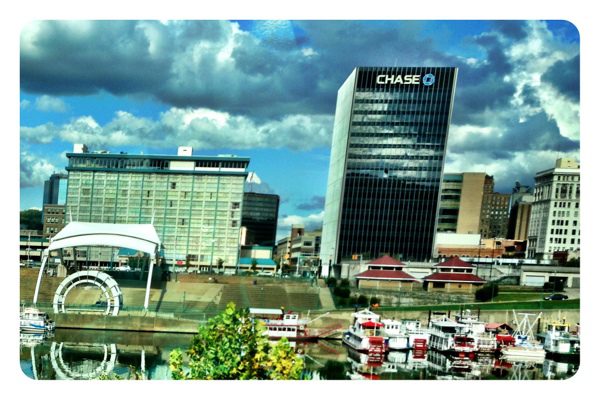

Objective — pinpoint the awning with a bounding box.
[361,320,384,328]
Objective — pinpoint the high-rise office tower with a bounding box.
[437,172,493,234]
[65,145,249,270]
[320,67,458,276]
[241,192,280,247]
[527,158,580,259]
[43,173,68,205]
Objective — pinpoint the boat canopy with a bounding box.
[361,320,384,328]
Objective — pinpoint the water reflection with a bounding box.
[20,329,578,380]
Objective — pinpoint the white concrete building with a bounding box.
[527,158,580,260]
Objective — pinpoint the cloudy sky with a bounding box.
[19,20,580,239]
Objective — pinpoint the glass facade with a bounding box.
[65,153,249,268]
[321,67,458,271]
[241,192,280,247]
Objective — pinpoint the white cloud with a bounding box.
[35,95,68,113]
[506,21,579,141]
[279,210,324,229]
[20,152,59,188]
[20,108,334,151]
[20,99,31,109]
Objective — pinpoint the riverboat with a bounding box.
[428,316,474,353]
[20,307,55,333]
[500,312,545,362]
[542,320,580,362]
[455,311,497,353]
[249,308,308,340]
[342,309,387,356]
[382,319,430,351]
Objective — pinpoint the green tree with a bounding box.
[169,302,304,380]
[20,209,43,230]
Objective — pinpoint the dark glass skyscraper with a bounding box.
[320,67,458,275]
[242,192,280,247]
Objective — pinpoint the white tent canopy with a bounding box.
[34,222,161,311]
[48,222,160,255]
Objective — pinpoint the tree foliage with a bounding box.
[169,302,304,380]
[20,209,43,230]
[475,283,499,302]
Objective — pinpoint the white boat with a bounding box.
[543,320,580,360]
[342,309,387,355]
[249,308,308,340]
[455,310,497,353]
[382,319,430,351]
[20,307,55,333]
[500,312,545,362]
[428,317,474,353]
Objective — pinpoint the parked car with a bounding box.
[544,293,569,301]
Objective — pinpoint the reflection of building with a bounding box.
[438,173,493,234]
[527,159,580,260]
[320,67,458,275]
[65,145,249,270]
[241,192,279,247]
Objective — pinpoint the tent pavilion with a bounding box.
[33,221,161,311]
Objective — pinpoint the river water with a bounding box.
[19,329,578,380]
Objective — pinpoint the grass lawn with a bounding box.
[370,298,580,313]
[493,292,552,302]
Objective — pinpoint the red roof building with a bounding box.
[367,255,405,269]
[423,257,486,293]
[355,255,417,291]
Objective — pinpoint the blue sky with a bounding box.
[19,20,580,239]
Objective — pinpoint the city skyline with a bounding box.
[20,20,580,239]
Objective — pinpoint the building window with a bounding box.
[432,282,445,289]
[179,218,186,226]
[232,202,240,209]
[171,182,177,189]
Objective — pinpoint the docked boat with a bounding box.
[249,308,308,340]
[342,309,388,355]
[455,311,497,353]
[500,312,545,362]
[428,316,474,353]
[20,307,55,333]
[543,320,580,362]
[382,318,430,351]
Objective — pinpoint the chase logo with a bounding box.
[423,73,435,86]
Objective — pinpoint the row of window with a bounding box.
[549,237,579,244]
[69,157,247,170]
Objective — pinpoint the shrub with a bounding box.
[369,296,380,306]
[357,295,368,307]
[340,279,350,287]
[475,283,499,302]
[333,286,351,298]
[326,277,337,287]
[543,281,565,292]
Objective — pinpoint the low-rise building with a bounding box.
[354,255,418,291]
[520,265,580,288]
[422,257,486,293]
